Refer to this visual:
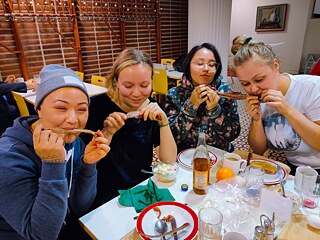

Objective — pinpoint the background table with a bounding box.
[16,82,108,105]
[153,63,183,80]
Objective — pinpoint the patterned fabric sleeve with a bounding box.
[165,82,241,151]
[165,87,196,144]
[203,83,241,143]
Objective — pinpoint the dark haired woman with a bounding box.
[164,43,241,152]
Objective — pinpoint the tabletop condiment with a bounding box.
[181,184,188,191]
[254,225,266,240]
[192,131,210,195]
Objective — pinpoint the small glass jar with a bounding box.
[254,225,266,240]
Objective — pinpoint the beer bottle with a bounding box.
[193,131,210,195]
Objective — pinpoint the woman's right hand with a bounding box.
[33,122,66,162]
[190,84,208,107]
[26,81,37,90]
[246,96,262,121]
[102,112,127,139]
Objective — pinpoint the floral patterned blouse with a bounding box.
[164,75,241,152]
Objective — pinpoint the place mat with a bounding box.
[277,214,320,240]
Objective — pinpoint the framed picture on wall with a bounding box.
[255,4,288,32]
[312,0,320,18]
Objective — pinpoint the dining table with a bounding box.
[153,63,183,80]
[79,147,320,240]
[15,82,108,105]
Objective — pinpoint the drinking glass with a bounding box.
[199,207,223,240]
[301,174,320,208]
[244,166,265,199]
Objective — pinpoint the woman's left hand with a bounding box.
[260,89,291,115]
[205,86,220,110]
[5,75,16,83]
[140,102,168,126]
[83,130,110,164]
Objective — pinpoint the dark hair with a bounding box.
[183,43,222,83]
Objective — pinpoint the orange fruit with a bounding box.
[216,167,234,182]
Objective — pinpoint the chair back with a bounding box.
[161,58,175,66]
[11,91,30,116]
[91,75,107,87]
[152,68,168,95]
[75,71,84,81]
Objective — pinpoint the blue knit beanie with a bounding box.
[35,65,89,110]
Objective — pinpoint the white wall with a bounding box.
[300,0,320,72]
[230,0,312,74]
[188,0,232,80]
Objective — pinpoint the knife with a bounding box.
[138,222,190,239]
[171,217,178,240]
[247,152,252,166]
[277,165,286,198]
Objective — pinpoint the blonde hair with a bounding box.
[231,35,253,55]
[106,49,153,101]
[232,37,276,67]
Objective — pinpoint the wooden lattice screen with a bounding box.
[0,0,188,82]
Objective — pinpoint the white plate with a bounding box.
[136,201,198,240]
[250,158,287,185]
[177,148,218,169]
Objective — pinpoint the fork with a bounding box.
[277,165,286,198]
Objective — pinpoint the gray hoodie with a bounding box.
[0,116,97,240]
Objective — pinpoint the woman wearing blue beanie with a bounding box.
[0,64,110,240]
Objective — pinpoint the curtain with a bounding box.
[188,0,232,80]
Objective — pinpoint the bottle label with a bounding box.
[194,170,208,189]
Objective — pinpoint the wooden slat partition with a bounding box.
[160,0,188,58]
[0,0,188,82]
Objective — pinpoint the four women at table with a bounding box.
[82,49,177,207]
[164,43,241,152]
[232,36,320,173]
[0,65,110,239]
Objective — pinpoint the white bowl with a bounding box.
[152,162,179,183]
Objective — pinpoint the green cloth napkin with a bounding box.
[118,179,175,213]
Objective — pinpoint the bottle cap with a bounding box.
[181,184,188,191]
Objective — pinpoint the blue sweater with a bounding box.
[0,116,97,240]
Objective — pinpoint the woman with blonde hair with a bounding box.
[83,49,177,207]
[232,38,320,174]
[231,35,252,56]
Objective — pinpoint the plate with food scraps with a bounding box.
[249,158,287,185]
[136,201,198,240]
[177,148,217,169]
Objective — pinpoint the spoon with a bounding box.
[277,165,286,197]
[141,169,154,175]
[155,219,168,240]
[139,222,190,239]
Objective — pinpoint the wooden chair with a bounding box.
[161,58,175,66]
[75,71,84,81]
[152,68,168,105]
[91,75,107,87]
[11,91,30,116]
